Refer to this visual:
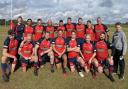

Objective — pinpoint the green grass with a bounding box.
[0,25,128,89]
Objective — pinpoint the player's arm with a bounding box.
[89,52,96,64]
[52,38,61,55]
[52,44,61,55]
[3,37,17,60]
[67,45,79,52]
[60,45,66,56]
[88,45,96,64]
[34,43,39,57]
[2,48,17,60]
[103,24,109,41]
[18,40,25,55]
[30,42,35,58]
[74,45,81,52]
[60,38,67,55]
[43,47,52,54]
[23,25,27,38]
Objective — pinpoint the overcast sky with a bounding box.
[0,0,128,23]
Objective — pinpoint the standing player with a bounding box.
[112,22,127,80]
[15,16,25,42]
[67,31,85,77]
[57,20,66,38]
[33,19,44,42]
[95,33,115,82]
[46,20,55,40]
[76,18,85,48]
[52,30,67,75]
[34,31,55,73]
[85,20,95,43]
[82,35,96,73]
[65,17,75,42]
[24,19,34,40]
[94,17,109,42]
[1,30,19,82]
[18,34,38,76]
[9,20,15,30]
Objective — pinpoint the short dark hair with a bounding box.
[8,30,15,35]
[87,20,91,23]
[97,17,101,19]
[59,20,63,22]
[18,16,22,19]
[78,17,82,20]
[58,29,63,32]
[71,30,76,34]
[68,17,71,20]
[45,31,50,34]
[115,22,121,26]
[37,18,42,21]
[100,32,105,35]
[27,18,32,22]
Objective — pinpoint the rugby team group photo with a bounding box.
[1,16,127,84]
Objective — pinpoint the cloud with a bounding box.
[0,0,128,23]
[0,1,10,8]
[99,0,113,7]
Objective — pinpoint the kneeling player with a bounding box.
[52,30,67,75]
[1,30,19,82]
[18,34,38,76]
[95,33,115,82]
[34,31,54,73]
[67,31,85,77]
[82,35,96,73]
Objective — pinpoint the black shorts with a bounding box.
[20,56,33,66]
[7,57,15,64]
[55,53,67,64]
[40,53,50,65]
[98,59,109,69]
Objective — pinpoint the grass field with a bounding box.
[0,25,128,89]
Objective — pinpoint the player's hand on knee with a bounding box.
[40,52,44,56]
[88,59,92,64]
[13,56,17,61]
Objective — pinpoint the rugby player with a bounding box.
[24,19,34,41]
[52,30,67,75]
[82,35,96,73]
[33,19,44,42]
[67,31,85,77]
[57,20,66,38]
[76,18,85,48]
[1,30,19,82]
[14,16,25,41]
[46,20,55,39]
[94,33,115,82]
[34,31,55,73]
[18,34,38,76]
[86,20,95,43]
[65,17,75,42]
[94,17,109,42]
